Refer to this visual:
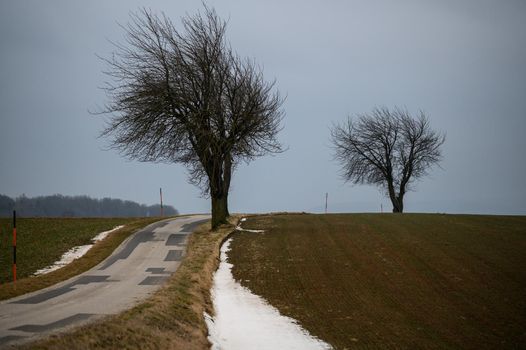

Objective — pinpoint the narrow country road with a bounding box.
[0,215,210,348]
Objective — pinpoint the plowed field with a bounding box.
[229,213,526,349]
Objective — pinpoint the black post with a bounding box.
[13,210,17,283]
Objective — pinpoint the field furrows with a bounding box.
[228,214,526,349]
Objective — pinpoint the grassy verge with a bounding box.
[19,216,238,350]
[0,217,164,301]
[229,213,526,349]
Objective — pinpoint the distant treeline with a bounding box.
[0,194,178,218]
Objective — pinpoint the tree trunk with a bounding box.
[391,201,401,213]
[211,194,228,229]
[224,192,230,217]
[209,153,232,229]
[387,178,403,213]
[390,195,404,213]
[397,195,404,213]
[223,154,232,218]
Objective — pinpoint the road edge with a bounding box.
[18,216,239,350]
[0,217,170,302]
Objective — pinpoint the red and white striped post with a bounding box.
[160,188,164,217]
[12,210,17,283]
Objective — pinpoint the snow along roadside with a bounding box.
[33,225,125,276]
[205,236,333,350]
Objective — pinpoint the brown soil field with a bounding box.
[229,213,526,349]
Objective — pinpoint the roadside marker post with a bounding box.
[13,210,17,283]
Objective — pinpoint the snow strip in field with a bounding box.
[235,226,265,233]
[235,217,265,233]
[34,225,124,275]
[205,238,332,350]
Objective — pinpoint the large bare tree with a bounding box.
[100,7,284,228]
[331,107,445,213]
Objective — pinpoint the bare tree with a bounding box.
[99,7,284,228]
[330,107,445,213]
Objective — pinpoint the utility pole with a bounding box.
[325,192,328,214]
[160,188,164,217]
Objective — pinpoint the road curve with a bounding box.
[0,215,210,347]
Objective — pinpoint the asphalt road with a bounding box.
[0,215,210,348]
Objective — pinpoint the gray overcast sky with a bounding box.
[1,0,525,215]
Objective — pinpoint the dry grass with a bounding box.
[229,213,526,350]
[19,216,238,350]
[0,217,163,301]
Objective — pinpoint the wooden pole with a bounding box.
[325,193,328,214]
[160,188,164,217]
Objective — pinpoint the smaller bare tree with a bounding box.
[331,107,445,213]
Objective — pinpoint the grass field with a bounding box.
[0,217,163,300]
[0,217,135,282]
[229,213,526,349]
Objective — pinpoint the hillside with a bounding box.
[230,213,526,349]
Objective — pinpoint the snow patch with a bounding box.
[235,226,265,233]
[92,226,123,242]
[205,238,332,350]
[34,225,124,276]
[235,217,265,233]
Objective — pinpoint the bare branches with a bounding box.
[99,8,284,173]
[331,107,445,212]
[99,7,284,227]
